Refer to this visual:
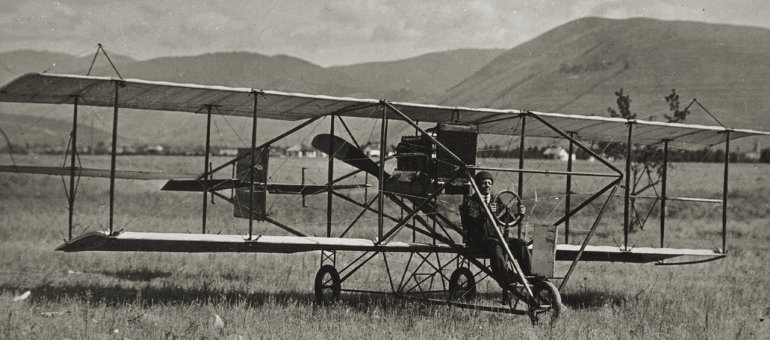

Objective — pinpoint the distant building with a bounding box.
[543,146,575,162]
[286,144,317,158]
[143,144,164,155]
[365,143,382,158]
[216,148,238,156]
[286,145,302,157]
[367,149,381,158]
[745,140,761,161]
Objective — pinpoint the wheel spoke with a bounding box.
[449,267,476,300]
[528,281,562,324]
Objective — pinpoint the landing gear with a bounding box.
[528,280,562,324]
[314,265,341,305]
[448,267,477,300]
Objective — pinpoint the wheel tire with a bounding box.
[528,280,563,324]
[448,267,477,300]
[314,265,341,305]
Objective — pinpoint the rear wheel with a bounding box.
[528,280,562,324]
[314,265,341,305]
[448,267,477,300]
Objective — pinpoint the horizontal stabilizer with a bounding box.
[0,165,197,180]
[161,179,242,191]
[161,179,369,195]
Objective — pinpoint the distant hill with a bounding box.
[1,18,769,152]
[0,49,136,85]
[442,17,770,131]
[0,111,118,150]
[0,48,504,147]
[330,48,504,102]
[98,52,359,96]
[0,48,502,101]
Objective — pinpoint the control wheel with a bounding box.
[494,190,524,228]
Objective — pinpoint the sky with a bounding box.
[2,0,769,66]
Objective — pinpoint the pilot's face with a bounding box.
[479,179,493,196]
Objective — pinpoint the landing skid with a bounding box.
[312,251,563,324]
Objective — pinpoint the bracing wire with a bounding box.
[265,117,327,215]
[86,43,122,79]
[0,124,17,166]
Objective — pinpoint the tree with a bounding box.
[663,89,690,123]
[603,89,690,232]
[607,88,636,119]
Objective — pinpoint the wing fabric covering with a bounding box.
[56,231,457,253]
[1,73,768,149]
[555,244,724,263]
[56,231,724,263]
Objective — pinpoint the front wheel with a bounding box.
[314,265,341,305]
[448,267,477,300]
[528,280,562,324]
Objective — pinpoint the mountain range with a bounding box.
[0,17,768,151]
[443,17,770,131]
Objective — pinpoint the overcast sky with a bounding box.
[2,0,768,66]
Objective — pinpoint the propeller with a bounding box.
[311,134,390,180]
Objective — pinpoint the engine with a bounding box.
[388,123,477,197]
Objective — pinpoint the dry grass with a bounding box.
[0,155,768,339]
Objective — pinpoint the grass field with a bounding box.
[0,155,768,339]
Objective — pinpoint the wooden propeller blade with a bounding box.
[311,134,389,179]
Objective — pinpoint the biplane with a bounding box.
[1,72,768,323]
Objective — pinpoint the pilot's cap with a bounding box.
[474,171,493,184]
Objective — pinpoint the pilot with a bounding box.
[460,171,531,285]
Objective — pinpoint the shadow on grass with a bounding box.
[1,280,527,317]
[561,289,629,309]
[1,280,448,313]
[95,269,173,282]
[1,281,315,308]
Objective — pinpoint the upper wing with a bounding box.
[2,73,768,149]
